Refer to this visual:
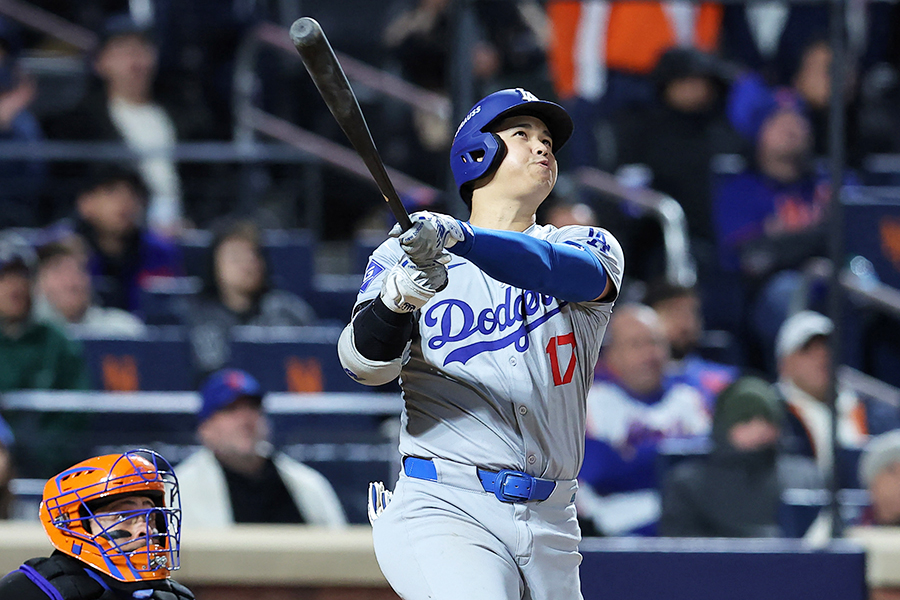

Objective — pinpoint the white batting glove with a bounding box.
[389,211,471,265]
[380,255,449,313]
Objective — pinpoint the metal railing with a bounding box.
[576,167,697,287]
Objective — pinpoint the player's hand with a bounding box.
[380,254,449,313]
[389,211,471,265]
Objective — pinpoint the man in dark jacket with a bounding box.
[660,376,822,537]
[73,165,183,315]
[0,449,194,600]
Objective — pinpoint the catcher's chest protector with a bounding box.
[19,555,194,600]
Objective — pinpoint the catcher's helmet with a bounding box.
[39,449,182,582]
[450,88,573,203]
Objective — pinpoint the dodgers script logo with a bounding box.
[424,287,566,366]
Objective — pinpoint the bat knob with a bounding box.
[290,17,323,49]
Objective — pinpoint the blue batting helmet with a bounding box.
[450,88,573,202]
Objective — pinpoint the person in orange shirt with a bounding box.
[546,0,723,168]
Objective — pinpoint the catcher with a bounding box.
[0,449,194,600]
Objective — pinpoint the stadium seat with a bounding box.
[139,276,202,325]
[75,327,196,391]
[179,228,316,299]
[228,325,371,393]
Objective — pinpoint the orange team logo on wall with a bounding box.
[286,357,323,392]
[880,217,900,271]
[102,355,139,391]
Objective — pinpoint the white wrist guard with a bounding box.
[380,257,448,313]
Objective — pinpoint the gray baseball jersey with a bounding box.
[355,223,624,480]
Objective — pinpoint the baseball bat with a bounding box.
[289,17,413,231]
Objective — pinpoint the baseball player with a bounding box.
[0,449,194,600]
[338,88,623,600]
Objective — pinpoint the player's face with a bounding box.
[488,115,557,199]
[90,495,159,553]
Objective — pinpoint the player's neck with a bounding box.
[469,196,539,232]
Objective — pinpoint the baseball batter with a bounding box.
[338,88,624,600]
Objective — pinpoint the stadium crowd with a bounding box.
[0,0,898,541]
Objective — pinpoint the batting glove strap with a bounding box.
[380,257,448,313]
[389,211,472,264]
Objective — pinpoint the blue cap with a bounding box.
[197,369,263,425]
[0,414,13,449]
[727,73,806,142]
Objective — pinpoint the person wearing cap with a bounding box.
[712,74,858,372]
[777,311,900,484]
[858,431,900,526]
[660,376,822,537]
[174,368,347,528]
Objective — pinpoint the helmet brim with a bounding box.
[483,100,574,152]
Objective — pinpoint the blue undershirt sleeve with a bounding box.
[449,225,608,302]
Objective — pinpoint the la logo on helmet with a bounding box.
[516,88,539,102]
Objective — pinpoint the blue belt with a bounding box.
[403,456,557,503]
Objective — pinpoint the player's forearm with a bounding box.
[352,298,415,361]
[450,226,607,302]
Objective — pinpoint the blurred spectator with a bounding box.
[176,368,347,527]
[32,235,146,337]
[776,311,900,484]
[0,234,89,391]
[660,376,822,537]
[644,280,739,409]
[0,19,46,228]
[789,36,866,166]
[579,303,711,536]
[180,220,317,375]
[541,198,597,228]
[546,0,723,169]
[859,430,900,526]
[719,1,893,87]
[44,14,218,233]
[713,74,850,368]
[0,415,12,519]
[73,164,183,314]
[612,47,743,271]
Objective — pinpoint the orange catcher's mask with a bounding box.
[39,449,182,582]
